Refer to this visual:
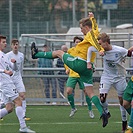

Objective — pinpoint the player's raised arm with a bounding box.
[88,12,99,37]
[10,58,18,71]
[87,46,97,69]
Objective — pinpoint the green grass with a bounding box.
[0,105,129,133]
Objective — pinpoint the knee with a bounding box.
[13,97,22,106]
[100,93,106,103]
[66,88,73,95]
[123,102,130,109]
[118,97,123,106]
[19,92,26,100]
[56,50,64,57]
[5,103,14,113]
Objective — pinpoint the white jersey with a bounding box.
[87,45,128,96]
[6,51,24,79]
[6,51,25,93]
[102,45,127,78]
[0,51,17,85]
[0,51,19,103]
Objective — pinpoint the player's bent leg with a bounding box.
[118,97,128,132]
[31,42,64,60]
[13,97,36,132]
[84,94,94,118]
[19,92,31,121]
[85,86,108,127]
[67,87,77,117]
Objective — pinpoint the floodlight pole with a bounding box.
[107,9,111,27]
[72,0,76,27]
[9,0,12,44]
[84,0,88,17]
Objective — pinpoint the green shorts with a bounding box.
[66,77,85,90]
[123,78,133,102]
[63,53,93,84]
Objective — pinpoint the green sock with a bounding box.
[67,94,75,109]
[129,108,133,128]
[35,51,54,59]
[86,95,92,110]
[91,95,103,116]
[126,107,131,115]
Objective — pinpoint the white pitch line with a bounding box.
[0,121,122,126]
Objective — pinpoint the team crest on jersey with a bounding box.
[6,65,9,70]
[20,57,23,61]
[115,53,118,58]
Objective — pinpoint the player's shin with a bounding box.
[86,95,92,110]
[35,51,54,59]
[91,95,103,115]
[67,94,75,109]
[0,108,8,118]
[15,106,26,128]
[100,101,109,114]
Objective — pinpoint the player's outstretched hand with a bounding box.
[87,62,92,69]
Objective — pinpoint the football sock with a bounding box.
[91,95,103,116]
[15,106,26,128]
[128,108,133,128]
[100,101,109,114]
[0,108,8,118]
[67,94,75,109]
[120,105,127,121]
[85,96,92,110]
[22,100,26,117]
[35,51,54,59]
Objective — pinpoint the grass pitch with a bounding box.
[0,105,129,133]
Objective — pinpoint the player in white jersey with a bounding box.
[0,35,35,133]
[87,33,133,132]
[6,38,30,121]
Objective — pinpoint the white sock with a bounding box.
[0,108,8,118]
[22,100,26,117]
[15,106,26,128]
[101,101,109,113]
[120,105,127,121]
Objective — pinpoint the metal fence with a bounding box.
[0,0,132,44]
[23,67,133,105]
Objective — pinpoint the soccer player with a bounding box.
[66,36,94,118]
[31,12,108,127]
[0,35,35,133]
[123,44,133,133]
[6,38,30,121]
[123,76,133,133]
[87,32,133,132]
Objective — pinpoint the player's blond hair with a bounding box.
[79,17,92,28]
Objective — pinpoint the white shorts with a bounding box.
[13,79,25,93]
[99,76,127,97]
[1,83,19,104]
